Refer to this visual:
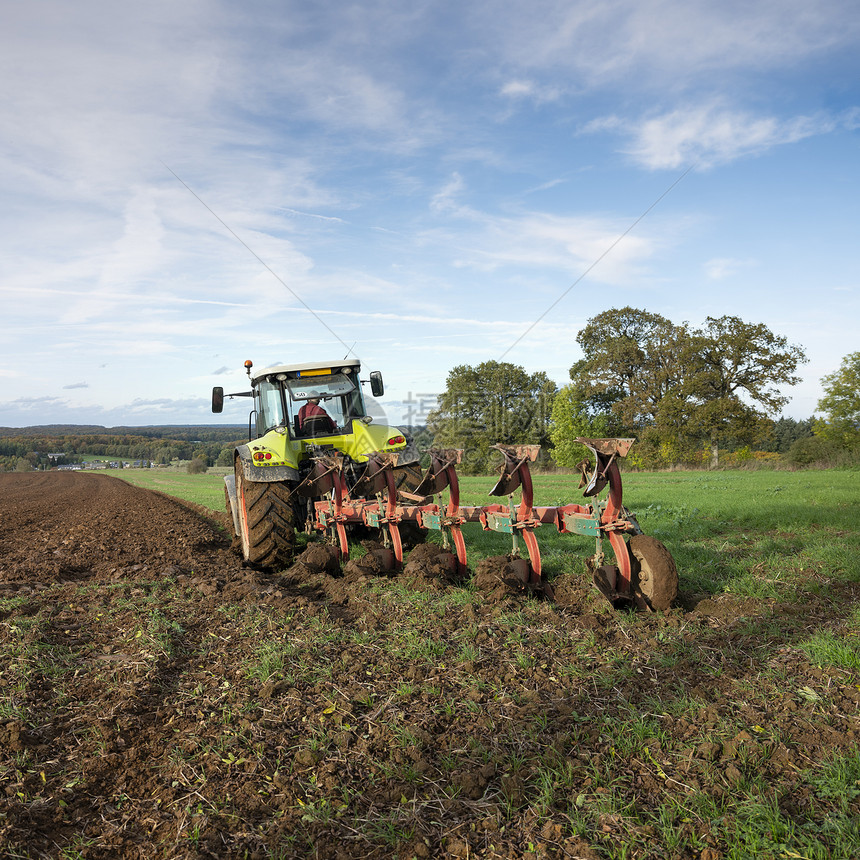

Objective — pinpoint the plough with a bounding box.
[296,437,678,611]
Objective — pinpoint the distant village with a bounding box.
[52,455,154,471]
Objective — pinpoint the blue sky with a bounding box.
[1,0,858,429]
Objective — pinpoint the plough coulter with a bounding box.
[296,437,678,611]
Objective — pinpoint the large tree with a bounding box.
[570,306,689,430]
[678,316,807,467]
[568,308,807,468]
[815,351,860,448]
[428,361,557,473]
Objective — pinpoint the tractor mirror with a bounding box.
[212,387,224,413]
[369,371,384,398]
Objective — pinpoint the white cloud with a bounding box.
[500,80,535,98]
[421,207,659,284]
[704,257,754,280]
[499,79,560,103]
[589,104,839,169]
[430,173,465,213]
[481,0,860,91]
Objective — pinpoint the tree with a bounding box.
[187,456,208,474]
[571,307,688,430]
[765,417,815,453]
[679,316,807,467]
[428,361,557,473]
[549,386,610,468]
[216,446,235,467]
[815,351,860,449]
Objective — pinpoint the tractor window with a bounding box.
[256,380,286,434]
[284,373,365,436]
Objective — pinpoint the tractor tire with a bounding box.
[629,535,678,611]
[234,462,297,569]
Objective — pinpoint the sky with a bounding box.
[1,0,858,430]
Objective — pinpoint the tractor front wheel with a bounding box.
[234,462,297,569]
[629,534,678,611]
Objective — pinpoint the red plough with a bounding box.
[299,438,678,611]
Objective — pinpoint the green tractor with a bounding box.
[212,358,421,568]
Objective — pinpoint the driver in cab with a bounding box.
[298,396,336,433]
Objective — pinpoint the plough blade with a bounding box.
[575,437,634,497]
[295,452,343,498]
[412,449,463,497]
[488,444,540,497]
[351,451,398,497]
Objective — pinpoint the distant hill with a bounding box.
[0,425,246,440]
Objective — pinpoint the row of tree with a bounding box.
[0,428,247,473]
[427,308,858,472]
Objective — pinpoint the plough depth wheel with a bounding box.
[628,535,678,611]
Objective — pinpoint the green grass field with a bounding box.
[104,466,232,510]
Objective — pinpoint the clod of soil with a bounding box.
[473,554,533,600]
[401,542,461,590]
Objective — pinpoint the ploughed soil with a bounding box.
[1,472,858,859]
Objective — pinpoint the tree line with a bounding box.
[426,307,859,472]
[0,427,246,473]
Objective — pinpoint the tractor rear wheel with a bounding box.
[629,535,678,611]
[234,462,297,569]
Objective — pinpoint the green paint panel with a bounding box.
[484,512,514,534]
[562,512,600,536]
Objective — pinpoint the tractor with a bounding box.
[212,358,421,568]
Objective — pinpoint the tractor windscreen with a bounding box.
[284,373,364,435]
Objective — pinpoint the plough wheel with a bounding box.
[629,535,678,611]
[234,463,297,568]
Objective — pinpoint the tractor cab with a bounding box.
[250,360,384,440]
[212,358,407,477]
[213,359,385,441]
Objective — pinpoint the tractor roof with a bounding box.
[250,358,361,384]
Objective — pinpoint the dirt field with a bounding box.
[1,472,858,859]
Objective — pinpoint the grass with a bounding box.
[102,465,232,510]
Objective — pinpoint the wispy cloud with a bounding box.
[421,207,660,283]
[483,0,860,90]
[587,104,844,169]
[430,173,467,214]
[704,257,755,280]
[499,79,560,103]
